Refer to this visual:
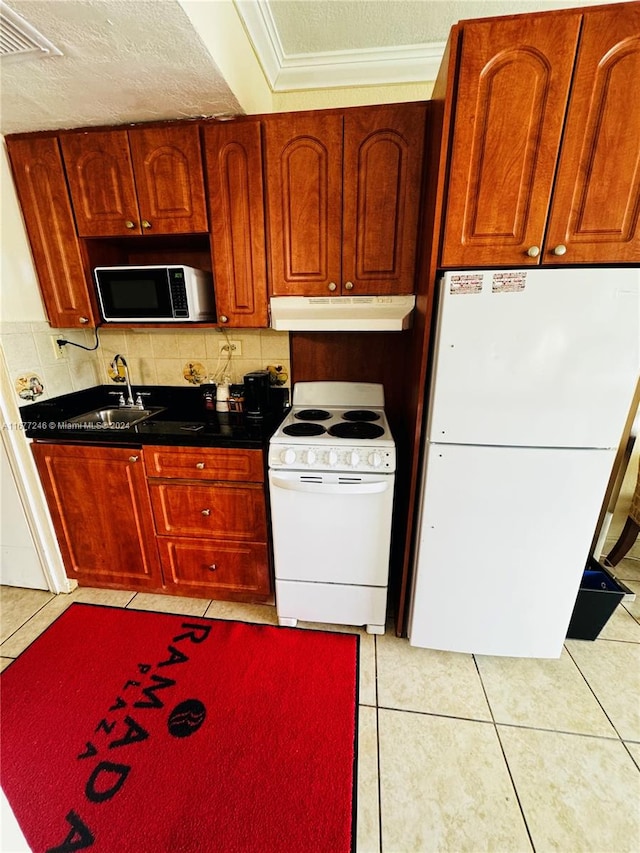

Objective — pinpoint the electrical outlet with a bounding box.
[218,340,242,356]
[51,336,67,360]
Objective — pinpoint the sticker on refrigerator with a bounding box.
[449,274,484,295]
[492,272,527,293]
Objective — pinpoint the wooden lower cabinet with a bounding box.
[31,443,162,591]
[145,445,272,604]
[32,442,272,603]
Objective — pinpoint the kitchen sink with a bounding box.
[65,406,166,428]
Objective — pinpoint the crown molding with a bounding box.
[234,0,445,91]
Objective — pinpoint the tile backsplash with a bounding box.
[97,328,290,388]
[1,323,291,406]
[1,322,101,405]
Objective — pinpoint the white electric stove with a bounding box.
[268,382,396,634]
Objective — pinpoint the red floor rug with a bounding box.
[1,603,359,853]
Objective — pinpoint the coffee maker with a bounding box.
[243,371,271,419]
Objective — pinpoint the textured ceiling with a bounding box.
[0,0,623,137]
[0,0,240,135]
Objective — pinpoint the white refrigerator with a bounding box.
[408,268,640,658]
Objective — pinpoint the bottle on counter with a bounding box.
[215,382,230,413]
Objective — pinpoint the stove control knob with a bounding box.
[327,450,339,466]
[304,449,317,465]
[368,452,383,468]
[348,450,360,467]
[281,448,296,465]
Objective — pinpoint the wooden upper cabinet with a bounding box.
[5,136,97,328]
[544,3,640,264]
[204,121,269,327]
[59,130,137,237]
[128,125,208,235]
[440,13,582,268]
[60,124,208,237]
[343,104,426,294]
[265,105,426,296]
[264,112,343,296]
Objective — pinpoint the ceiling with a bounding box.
[0,0,619,136]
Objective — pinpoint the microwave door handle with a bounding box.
[270,476,390,496]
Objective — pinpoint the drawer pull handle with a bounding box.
[196,462,206,469]
[207,564,217,572]
[128,455,139,463]
[201,508,211,516]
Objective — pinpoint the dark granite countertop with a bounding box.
[20,385,289,449]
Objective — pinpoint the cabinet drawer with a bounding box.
[149,482,267,540]
[158,537,271,598]
[144,445,264,482]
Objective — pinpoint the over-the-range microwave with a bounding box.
[94,265,216,322]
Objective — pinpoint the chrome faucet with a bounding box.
[111,354,135,407]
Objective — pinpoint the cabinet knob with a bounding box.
[328,282,337,291]
[125,220,135,229]
[196,462,205,469]
[128,455,139,463]
[344,281,354,290]
[201,508,211,516]
[79,316,90,324]
[207,564,218,572]
[219,315,229,324]
[526,246,540,258]
[552,244,567,256]
[142,220,152,229]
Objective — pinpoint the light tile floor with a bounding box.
[1,552,639,853]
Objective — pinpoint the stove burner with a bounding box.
[283,423,327,437]
[342,409,381,422]
[295,408,332,421]
[328,422,385,440]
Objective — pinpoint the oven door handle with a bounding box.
[270,475,391,495]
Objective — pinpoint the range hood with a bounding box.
[270,295,416,332]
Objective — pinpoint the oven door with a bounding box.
[268,470,395,586]
[95,267,174,321]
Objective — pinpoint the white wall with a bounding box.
[272,81,434,112]
[179,0,273,114]
[0,142,73,592]
[179,0,434,116]
[1,142,47,323]
[1,434,48,589]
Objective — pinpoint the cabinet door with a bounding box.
[128,125,208,235]
[204,121,268,326]
[544,4,640,264]
[6,137,97,328]
[32,444,162,590]
[59,130,140,237]
[440,13,581,268]
[157,537,271,601]
[342,104,426,294]
[149,483,268,541]
[264,112,343,296]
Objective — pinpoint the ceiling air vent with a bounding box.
[0,0,62,63]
